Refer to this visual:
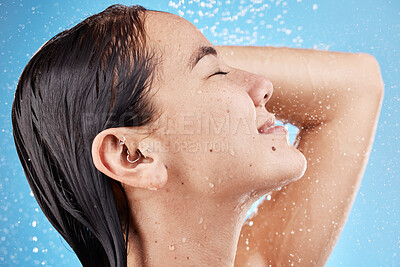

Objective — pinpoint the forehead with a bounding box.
[144,11,211,73]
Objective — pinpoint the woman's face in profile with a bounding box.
[144,11,306,197]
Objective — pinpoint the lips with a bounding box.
[257,114,275,133]
[259,125,288,135]
[257,115,288,135]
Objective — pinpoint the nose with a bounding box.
[243,71,273,108]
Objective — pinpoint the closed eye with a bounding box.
[209,71,229,78]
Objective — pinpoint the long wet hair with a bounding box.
[11,5,158,267]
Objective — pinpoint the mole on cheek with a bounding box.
[272,146,276,151]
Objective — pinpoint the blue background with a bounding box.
[0,0,398,266]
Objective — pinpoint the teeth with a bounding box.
[258,125,274,133]
[257,114,276,133]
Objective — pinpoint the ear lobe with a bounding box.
[91,129,168,191]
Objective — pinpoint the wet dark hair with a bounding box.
[11,4,158,267]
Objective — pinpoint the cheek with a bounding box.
[182,84,256,137]
[213,85,257,136]
[153,80,260,162]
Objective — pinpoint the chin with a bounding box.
[256,144,307,192]
[279,147,307,187]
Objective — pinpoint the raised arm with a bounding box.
[216,46,384,266]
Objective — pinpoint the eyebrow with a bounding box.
[190,46,218,70]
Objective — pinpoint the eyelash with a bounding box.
[210,71,229,77]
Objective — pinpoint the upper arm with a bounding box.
[225,47,384,266]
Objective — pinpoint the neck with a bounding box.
[125,183,258,267]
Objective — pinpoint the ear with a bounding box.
[91,128,168,190]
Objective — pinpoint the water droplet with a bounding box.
[198,217,203,224]
[209,182,214,188]
[266,195,272,201]
[182,237,187,243]
[169,244,175,251]
[229,149,235,156]
[197,90,203,94]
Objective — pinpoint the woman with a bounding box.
[11,4,383,267]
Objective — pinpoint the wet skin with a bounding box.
[91,11,383,267]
